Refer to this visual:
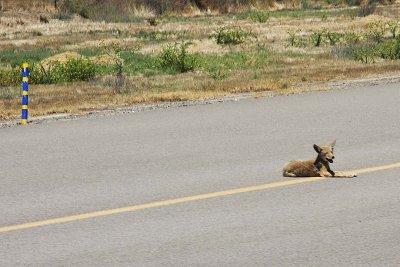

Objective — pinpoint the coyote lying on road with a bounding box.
[282,140,357,178]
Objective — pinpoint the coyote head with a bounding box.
[313,140,336,163]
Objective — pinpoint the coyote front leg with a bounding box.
[332,171,357,178]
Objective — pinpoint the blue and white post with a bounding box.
[21,63,29,125]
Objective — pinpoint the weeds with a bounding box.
[344,31,362,44]
[378,37,400,59]
[1,3,400,120]
[287,31,307,47]
[352,46,376,63]
[326,31,342,46]
[134,30,188,42]
[367,21,386,43]
[0,58,97,86]
[237,10,270,23]
[250,10,270,23]
[310,30,326,47]
[157,41,199,73]
[207,66,229,80]
[387,21,399,38]
[33,58,97,83]
[99,42,139,87]
[287,31,298,47]
[210,26,256,45]
[0,68,21,86]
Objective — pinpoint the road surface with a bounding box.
[1,81,399,266]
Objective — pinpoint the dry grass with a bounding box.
[1,4,400,121]
[0,0,54,12]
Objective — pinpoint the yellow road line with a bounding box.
[352,162,400,174]
[1,162,399,234]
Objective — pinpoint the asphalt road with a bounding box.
[1,81,399,266]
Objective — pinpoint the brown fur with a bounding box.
[282,140,357,178]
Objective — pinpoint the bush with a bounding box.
[334,36,400,62]
[287,31,307,47]
[61,58,97,81]
[326,31,343,46]
[35,58,96,83]
[207,66,229,80]
[310,30,325,47]
[62,0,89,18]
[157,41,199,73]
[210,26,256,45]
[248,10,269,23]
[367,21,386,43]
[0,58,97,86]
[378,37,400,59]
[0,68,21,86]
[352,46,377,63]
[344,31,362,44]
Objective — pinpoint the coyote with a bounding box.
[282,140,357,178]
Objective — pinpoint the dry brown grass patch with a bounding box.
[1,8,400,121]
[0,0,54,12]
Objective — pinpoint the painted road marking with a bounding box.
[352,162,400,174]
[1,162,400,234]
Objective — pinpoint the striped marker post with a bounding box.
[21,63,29,125]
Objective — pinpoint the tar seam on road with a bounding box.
[1,162,400,234]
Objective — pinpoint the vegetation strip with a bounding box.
[1,1,400,120]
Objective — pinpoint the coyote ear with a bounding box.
[313,144,322,153]
[330,140,336,148]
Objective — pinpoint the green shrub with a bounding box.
[344,31,362,44]
[210,26,256,45]
[157,41,199,73]
[287,31,307,47]
[367,21,386,43]
[378,37,400,59]
[236,10,270,23]
[287,31,298,47]
[249,10,270,23]
[0,68,20,86]
[326,31,343,46]
[310,30,325,47]
[60,58,97,81]
[352,46,377,63]
[207,66,228,80]
[30,64,57,84]
[7,58,99,85]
